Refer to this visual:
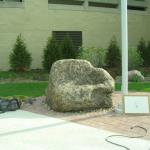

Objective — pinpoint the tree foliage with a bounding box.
[128,48,143,70]
[137,38,148,66]
[60,35,77,59]
[9,34,32,72]
[105,37,121,68]
[145,41,150,67]
[78,47,106,67]
[42,36,62,72]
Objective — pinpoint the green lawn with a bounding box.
[0,82,48,97]
[0,82,149,97]
[116,82,150,92]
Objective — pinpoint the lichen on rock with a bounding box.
[46,59,115,112]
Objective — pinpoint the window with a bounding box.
[128,0,147,11]
[53,31,82,51]
[48,0,84,6]
[127,5,146,11]
[88,2,118,9]
[0,0,22,2]
[48,0,85,11]
[48,0,119,12]
[0,0,23,8]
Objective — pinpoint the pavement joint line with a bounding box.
[0,121,70,137]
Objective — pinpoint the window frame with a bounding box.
[0,0,24,8]
[52,31,83,52]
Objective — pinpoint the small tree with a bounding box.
[9,34,32,72]
[42,36,62,72]
[137,38,147,66]
[128,48,143,70]
[60,35,76,59]
[105,37,121,68]
[146,41,150,67]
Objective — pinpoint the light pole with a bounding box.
[121,0,128,95]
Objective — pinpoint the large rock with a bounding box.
[128,70,144,82]
[46,59,115,112]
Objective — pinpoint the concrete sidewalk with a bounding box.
[0,110,150,150]
[22,92,150,140]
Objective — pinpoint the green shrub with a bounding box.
[128,48,143,70]
[9,34,32,72]
[146,41,150,67]
[105,37,121,68]
[132,74,142,82]
[60,35,77,59]
[78,47,106,67]
[42,36,62,72]
[137,38,149,67]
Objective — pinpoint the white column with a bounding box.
[121,0,128,95]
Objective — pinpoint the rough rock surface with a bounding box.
[128,70,144,81]
[46,59,115,112]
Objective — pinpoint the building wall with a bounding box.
[147,0,150,40]
[0,0,150,70]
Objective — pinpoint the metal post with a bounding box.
[121,0,128,95]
